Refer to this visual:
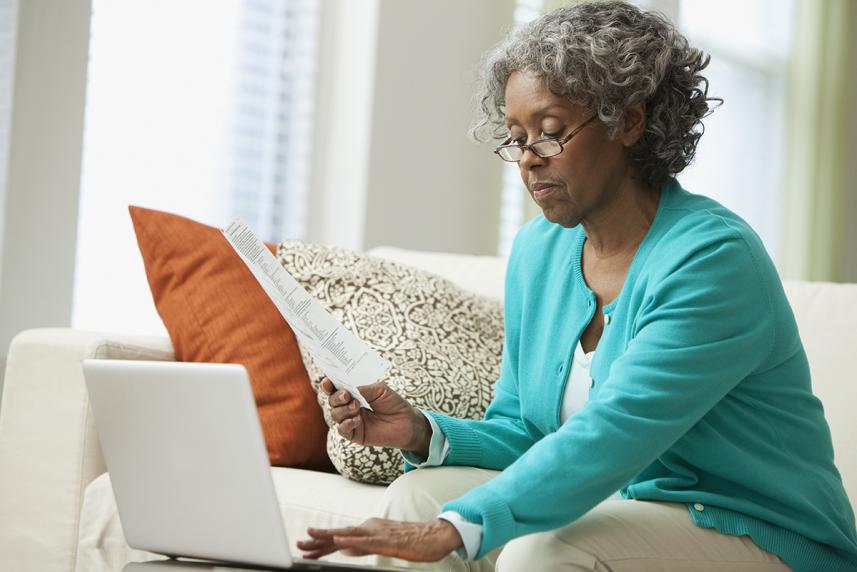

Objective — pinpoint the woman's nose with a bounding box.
[518,146,545,172]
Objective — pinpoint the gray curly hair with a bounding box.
[472,0,721,190]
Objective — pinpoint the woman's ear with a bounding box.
[619,102,646,147]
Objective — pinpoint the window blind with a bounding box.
[225,0,320,242]
[71,0,321,335]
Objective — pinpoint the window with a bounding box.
[71,0,320,335]
[0,0,17,252]
[497,0,544,257]
[676,0,795,261]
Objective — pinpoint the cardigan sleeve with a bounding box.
[441,235,776,559]
[404,223,540,472]
[420,365,539,470]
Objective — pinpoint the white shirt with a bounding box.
[402,341,623,560]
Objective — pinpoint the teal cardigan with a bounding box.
[418,179,857,570]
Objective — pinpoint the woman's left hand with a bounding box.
[298,517,464,562]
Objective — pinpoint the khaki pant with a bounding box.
[369,466,792,572]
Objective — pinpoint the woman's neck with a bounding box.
[581,178,660,259]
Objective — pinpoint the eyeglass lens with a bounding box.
[498,139,562,161]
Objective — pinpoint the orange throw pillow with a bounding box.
[129,206,332,470]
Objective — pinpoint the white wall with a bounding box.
[308,0,515,256]
[0,0,92,400]
[306,0,380,251]
[363,0,514,255]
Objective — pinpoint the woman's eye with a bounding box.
[508,131,562,144]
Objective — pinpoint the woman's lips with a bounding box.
[532,184,558,200]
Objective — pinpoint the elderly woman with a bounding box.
[297,2,857,571]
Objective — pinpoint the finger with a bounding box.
[298,543,337,558]
[328,389,353,408]
[357,382,388,403]
[302,547,339,560]
[299,531,340,559]
[307,526,362,538]
[297,538,333,550]
[337,416,362,440]
[330,400,361,424]
[320,378,335,395]
[298,535,339,559]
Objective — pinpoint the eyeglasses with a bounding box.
[494,113,598,162]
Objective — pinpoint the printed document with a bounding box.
[222,218,391,409]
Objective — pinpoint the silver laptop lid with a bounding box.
[82,359,293,569]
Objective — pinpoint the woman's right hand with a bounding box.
[320,378,432,457]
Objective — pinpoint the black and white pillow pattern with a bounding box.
[276,241,504,485]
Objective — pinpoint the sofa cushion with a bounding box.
[276,241,504,485]
[366,246,507,302]
[76,470,385,569]
[783,280,857,505]
[128,206,331,470]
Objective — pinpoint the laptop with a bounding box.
[82,359,404,571]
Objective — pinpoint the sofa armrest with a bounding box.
[0,328,174,572]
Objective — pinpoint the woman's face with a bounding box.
[503,70,632,228]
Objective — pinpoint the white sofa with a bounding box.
[1,246,856,572]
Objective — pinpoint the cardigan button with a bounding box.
[604,313,611,325]
[693,503,705,512]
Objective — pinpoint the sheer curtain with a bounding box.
[781,0,855,282]
[71,0,319,336]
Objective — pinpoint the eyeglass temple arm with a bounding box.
[559,113,598,144]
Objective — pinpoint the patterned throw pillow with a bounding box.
[276,241,504,485]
